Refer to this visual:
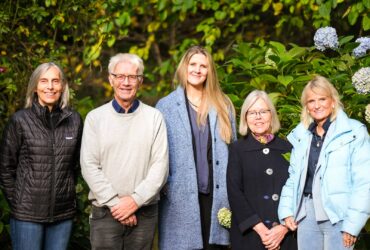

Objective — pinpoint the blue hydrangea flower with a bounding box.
[352,67,370,94]
[314,27,339,51]
[353,37,370,58]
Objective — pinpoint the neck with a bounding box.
[315,118,328,137]
[186,85,203,102]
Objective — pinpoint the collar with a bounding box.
[308,118,331,136]
[112,98,140,113]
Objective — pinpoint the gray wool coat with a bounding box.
[156,87,236,250]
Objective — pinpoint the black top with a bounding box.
[227,133,297,250]
[0,101,83,223]
[303,118,331,195]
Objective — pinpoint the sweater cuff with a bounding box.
[131,193,144,208]
[238,214,261,234]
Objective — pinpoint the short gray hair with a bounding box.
[108,53,144,75]
[239,90,280,136]
[300,75,343,128]
[25,62,69,109]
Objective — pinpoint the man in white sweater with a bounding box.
[80,53,169,250]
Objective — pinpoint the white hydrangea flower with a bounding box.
[217,207,231,229]
[314,27,339,51]
[353,37,370,58]
[352,67,370,94]
[365,104,370,124]
[265,48,277,67]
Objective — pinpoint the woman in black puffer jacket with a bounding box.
[0,62,83,250]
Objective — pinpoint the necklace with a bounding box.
[314,133,322,147]
[187,98,200,108]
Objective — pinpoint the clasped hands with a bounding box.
[110,196,139,227]
[254,222,288,250]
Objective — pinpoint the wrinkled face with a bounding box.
[187,53,208,88]
[36,66,63,110]
[109,61,141,107]
[246,98,272,136]
[306,88,334,124]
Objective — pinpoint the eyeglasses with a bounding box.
[247,109,271,119]
[110,73,143,83]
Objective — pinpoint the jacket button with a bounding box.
[272,194,279,201]
[216,160,219,165]
[265,168,273,175]
[216,184,219,189]
[263,148,270,154]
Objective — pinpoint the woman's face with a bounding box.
[36,66,63,110]
[187,53,208,89]
[305,88,334,124]
[246,98,272,136]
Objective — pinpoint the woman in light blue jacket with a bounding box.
[156,46,236,250]
[278,75,370,250]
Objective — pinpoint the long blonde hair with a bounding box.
[175,46,235,143]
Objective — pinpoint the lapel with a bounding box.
[208,107,217,141]
[174,87,192,141]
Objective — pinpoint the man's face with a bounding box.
[109,61,142,107]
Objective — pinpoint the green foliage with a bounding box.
[222,38,370,137]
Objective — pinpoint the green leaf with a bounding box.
[348,8,359,25]
[215,11,227,20]
[339,35,354,45]
[362,14,370,31]
[278,75,294,86]
[269,41,286,53]
[282,152,291,162]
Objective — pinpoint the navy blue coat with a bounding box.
[227,134,297,250]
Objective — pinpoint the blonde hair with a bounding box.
[175,46,235,143]
[300,75,343,128]
[25,62,69,109]
[239,90,280,136]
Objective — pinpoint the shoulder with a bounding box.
[272,136,292,151]
[156,90,178,110]
[140,102,164,119]
[86,102,112,120]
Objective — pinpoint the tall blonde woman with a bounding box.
[156,46,236,250]
[278,75,370,250]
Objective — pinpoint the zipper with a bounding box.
[49,112,56,222]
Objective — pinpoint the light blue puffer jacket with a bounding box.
[278,109,370,236]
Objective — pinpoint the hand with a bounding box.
[110,196,139,221]
[342,232,357,248]
[120,214,137,227]
[284,216,297,231]
[253,222,270,243]
[264,225,289,250]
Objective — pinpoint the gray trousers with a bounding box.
[89,204,158,250]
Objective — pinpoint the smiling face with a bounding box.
[306,88,334,125]
[246,98,272,136]
[186,53,208,90]
[36,66,63,110]
[109,61,141,109]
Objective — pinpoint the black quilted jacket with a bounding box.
[0,102,83,222]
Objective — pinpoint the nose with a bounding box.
[46,81,54,89]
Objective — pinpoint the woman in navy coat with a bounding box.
[227,90,297,250]
[156,46,236,250]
